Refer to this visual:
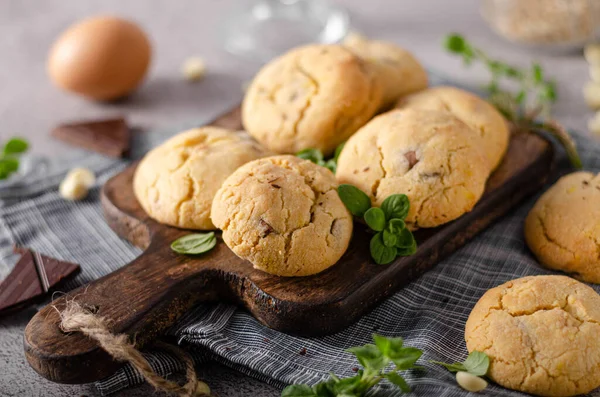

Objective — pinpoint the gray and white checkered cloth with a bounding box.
[2,79,600,396]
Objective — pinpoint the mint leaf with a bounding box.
[347,344,388,371]
[281,384,317,397]
[324,159,337,173]
[381,194,409,220]
[333,142,345,162]
[330,375,362,395]
[430,360,466,373]
[388,218,405,234]
[364,207,385,231]
[463,351,490,376]
[171,232,216,255]
[385,372,410,393]
[3,138,28,155]
[382,230,397,247]
[370,233,397,265]
[391,347,422,370]
[297,148,324,163]
[395,228,415,248]
[0,157,19,172]
[337,184,371,217]
[373,334,404,357]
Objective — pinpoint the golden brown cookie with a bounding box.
[211,155,353,276]
[343,34,428,108]
[133,127,271,230]
[396,86,509,170]
[465,275,600,396]
[336,109,489,229]
[242,44,382,155]
[524,172,600,283]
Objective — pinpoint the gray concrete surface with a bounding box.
[0,0,595,396]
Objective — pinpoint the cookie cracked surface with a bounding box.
[211,155,353,276]
[242,44,382,155]
[336,109,489,229]
[465,275,600,396]
[396,86,509,170]
[525,172,600,283]
[133,127,271,230]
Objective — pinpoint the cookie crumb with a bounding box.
[182,57,206,82]
[299,348,307,355]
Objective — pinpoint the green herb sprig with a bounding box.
[0,137,29,180]
[337,184,417,265]
[281,334,423,397]
[431,351,490,377]
[171,232,217,255]
[296,143,345,173]
[444,33,582,169]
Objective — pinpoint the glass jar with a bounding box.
[481,0,600,51]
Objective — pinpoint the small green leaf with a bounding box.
[385,372,410,393]
[388,218,405,233]
[515,90,526,105]
[0,157,19,172]
[171,232,217,255]
[381,194,409,220]
[297,148,324,163]
[333,142,346,162]
[337,184,372,217]
[3,138,28,155]
[330,375,362,394]
[430,360,466,373]
[532,63,543,84]
[463,351,490,376]
[395,228,415,248]
[324,159,337,173]
[347,344,388,371]
[391,347,423,370]
[282,384,318,397]
[313,382,335,397]
[364,207,385,231]
[370,233,397,265]
[444,34,467,54]
[382,230,397,247]
[373,334,404,357]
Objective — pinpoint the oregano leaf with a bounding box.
[364,207,385,232]
[171,232,217,255]
[337,184,371,217]
[381,194,409,220]
[370,233,397,265]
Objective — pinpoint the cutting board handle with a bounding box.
[23,240,221,384]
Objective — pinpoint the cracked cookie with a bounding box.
[396,86,509,171]
[242,44,382,156]
[525,172,600,283]
[211,155,353,276]
[465,275,600,396]
[343,34,428,108]
[133,127,271,230]
[336,109,489,229]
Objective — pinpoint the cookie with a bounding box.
[133,127,271,230]
[211,155,353,276]
[524,172,600,283]
[336,109,489,229]
[242,44,382,155]
[396,86,510,170]
[343,34,428,108]
[465,275,600,396]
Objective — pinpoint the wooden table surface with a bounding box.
[0,0,595,396]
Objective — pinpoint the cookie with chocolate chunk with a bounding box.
[211,155,353,276]
[336,109,489,229]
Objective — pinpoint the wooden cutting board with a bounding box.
[23,106,554,384]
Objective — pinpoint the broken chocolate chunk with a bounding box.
[51,117,130,158]
[404,150,419,170]
[0,247,80,314]
[258,219,274,238]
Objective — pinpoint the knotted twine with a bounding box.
[56,300,210,397]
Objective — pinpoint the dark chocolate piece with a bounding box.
[51,117,130,158]
[0,247,80,314]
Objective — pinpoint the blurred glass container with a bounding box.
[481,0,600,52]
[223,0,349,63]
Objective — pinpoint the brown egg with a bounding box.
[48,16,151,101]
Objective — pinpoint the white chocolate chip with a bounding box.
[194,381,211,396]
[182,57,206,82]
[456,371,487,393]
[585,44,600,65]
[59,176,88,201]
[588,111,600,136]
[583,81,600,109]
[590,66,600,83]
[66,167,95,188]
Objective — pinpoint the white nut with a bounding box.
[456,371,487,393]
[588,111,600,136]
[583,81,600,109]
[182,57,206,82]
[66,167,95,188]
[59,176,88,201]
[194,381,211,396]
[585,44,600,65]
